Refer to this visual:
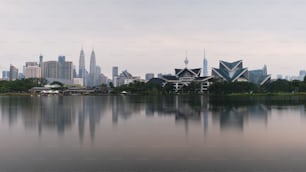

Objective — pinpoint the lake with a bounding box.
[1,95,306,172]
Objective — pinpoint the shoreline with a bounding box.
[2,92,306,97]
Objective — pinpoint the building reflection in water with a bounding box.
[4,96,306,141]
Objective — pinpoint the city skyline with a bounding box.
[1,0,306,78]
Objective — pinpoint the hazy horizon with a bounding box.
[1,0,306,78]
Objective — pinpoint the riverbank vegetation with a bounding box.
[0,78,47,93]
[2,77,306,96]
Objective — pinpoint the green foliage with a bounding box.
[111,81,164,95]
[99,84,108,94]
[0,78,46,93]
[209,81,259,95]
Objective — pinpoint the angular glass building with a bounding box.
[212,60,271,86]
[212,60,248,82]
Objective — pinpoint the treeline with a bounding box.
[111,81,205,95]
[0,78,47,93]
[3,77,306,95]
[111,81,167,95]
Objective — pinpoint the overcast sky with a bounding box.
[1,0,306,78]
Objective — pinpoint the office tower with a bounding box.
[2,71,10,80]
[112,66,118,87]
[9,65,18,81]
[145,73,154,81]
[58,56,65,64]
[60,62,73,80]
[39,54,43,67]
[95,66,101,85]
[112,66,118,78]
[57,56,73,80]
[88,49,96,86]
[203,49,208,76]
[73,65,77,78]
[23,62,41,78]
[42,61,59,78]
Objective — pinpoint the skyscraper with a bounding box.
[89,50,96,74]
[39,54,43,67]
[112,66,119,87]
[203,49,208,76]
[2,71,10,80]
[9,65,19,81]
[79,49,85,78]
[88,49,96,86]
[23,62,41,78]
[58,56,65,64]
[42,61,59,79]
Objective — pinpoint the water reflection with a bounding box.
[1,95,306,142]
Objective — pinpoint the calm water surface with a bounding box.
[1,95,306,172]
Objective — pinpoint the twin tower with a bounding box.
[78,49,98,87]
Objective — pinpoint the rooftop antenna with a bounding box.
[184,50,189,68]
[204,48,206,59]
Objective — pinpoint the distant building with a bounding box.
[248,65,271,86]
[277,74,283,79]
[203,49,208,76]
[117,70,142,86]
[23,62,41,78]
[212,60,271,86]
[39,54,43,67]
[157,73,163,78]
[88,50,96,87]
[58,56,65,64]
[112,66,119,87]
[73,78,84,87]
[73,65,77,78]
[99,73,108,85]
[145,73,154,81]
[9,65,18,81]
[42,61,59,79]
[58,56,73,80]
[2,71,10,80]
[78,48,86,86]
[18,73,25,80]
[299,70,306,80]
[212,60,248,82]
[149,57,214,92]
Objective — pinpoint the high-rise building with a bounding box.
[9,65,18,81]
[79,48,86,77]
[277,74,283,79]
[23,62,41,78]
[112,66,118,87]
[203,49,208,76]
[73,65,77,78]
[42,61,59,79]
[112,66,118,78]
[58,56,73,80]
[39,54,43,67]
[89,50,96,74]
[58,56,65,64]
[95,66,101,85]
[2,71,10,80]
[145,73,154,81]
[78,49,86,86]
[88,49,96,86]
